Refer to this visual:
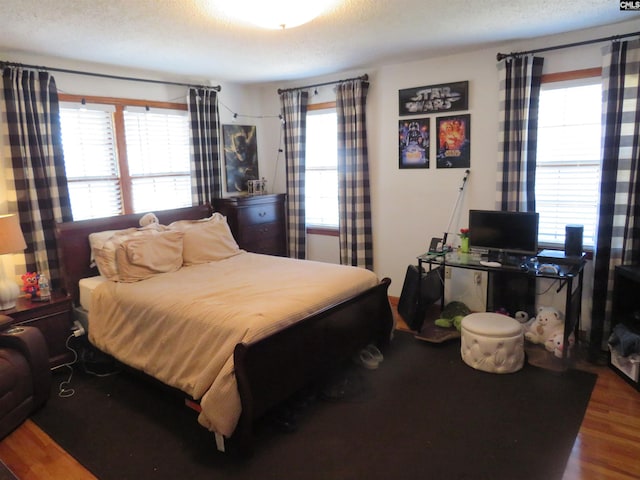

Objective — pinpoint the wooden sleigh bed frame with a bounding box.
[54,204,394,454]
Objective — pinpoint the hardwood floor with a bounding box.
[0,420,95,480]
[0,300,638,479]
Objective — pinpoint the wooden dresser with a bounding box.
[214,193,287,256]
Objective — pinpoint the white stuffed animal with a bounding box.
[139,212,159,227]
[544,329,575,358]
[523,306,563,345]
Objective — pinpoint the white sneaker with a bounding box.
[363,344,383,363]
[354,348,379,370]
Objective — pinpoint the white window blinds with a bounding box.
[305,109,339,228]
[123,107,192,211]
[60,103,122,220]
[535,80,602,248]
[60,101,192,220]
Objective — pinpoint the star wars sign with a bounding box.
[399,81,468,116]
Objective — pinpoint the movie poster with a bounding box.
[222,124,259,192]
[398,118,429,169]
[436,114,470,169]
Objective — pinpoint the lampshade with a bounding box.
[0,214,27,310]
[0,214,27,254]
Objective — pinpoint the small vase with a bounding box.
[460,237,469,253]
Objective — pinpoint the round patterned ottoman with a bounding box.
[460,312,524,374]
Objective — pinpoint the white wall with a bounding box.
[253,19,640,315]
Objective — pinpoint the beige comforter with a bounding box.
[88,252,379,437]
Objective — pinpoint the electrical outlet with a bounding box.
[445,267,452,279]
[474,272,482,285]
[72,320,86,337]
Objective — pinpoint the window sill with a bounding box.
[307,226,339,237]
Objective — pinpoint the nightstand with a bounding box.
[2,292,74,368]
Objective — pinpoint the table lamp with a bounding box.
[0,214,27,310]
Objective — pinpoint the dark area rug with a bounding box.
[0,461,18,480]
[33,330,596,480]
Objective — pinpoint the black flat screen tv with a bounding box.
[468,210,539,257]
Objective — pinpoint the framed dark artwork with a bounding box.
[436,114,471,169]
[399,81,468,116]
[399,118,430,169]
[222,124,259,193]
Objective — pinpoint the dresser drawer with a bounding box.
[243,222,285,255]
[238,203,279,226]
[244,237,284,256]
[244,221,281,240]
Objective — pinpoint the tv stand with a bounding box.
[414,250,587,366]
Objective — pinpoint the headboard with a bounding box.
[55,204,212,306]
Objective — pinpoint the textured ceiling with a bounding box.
[0,0,639,85]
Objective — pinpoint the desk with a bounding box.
[416,251,586,361]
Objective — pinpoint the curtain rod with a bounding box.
[277,74,368,94]
[0,60,221,92]
[496,30,640,61]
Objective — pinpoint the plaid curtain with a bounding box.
[188,88,221,204]
[279,90,309,259]
[590,39,640,355]
[1,67,72,289]
[496,55,544,211]
[336,78,373,270]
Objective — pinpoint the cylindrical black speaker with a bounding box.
[565,224,584,256]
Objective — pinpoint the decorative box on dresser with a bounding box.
[3,291,73,369]
[214,193,287,256]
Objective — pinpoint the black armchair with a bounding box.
[0,314,51,439]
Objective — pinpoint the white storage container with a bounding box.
[609,345,640,385]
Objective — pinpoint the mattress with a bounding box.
[78,275,108,311]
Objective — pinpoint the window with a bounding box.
[59,104,121,220]
[59,97,191,220]
[535,77,602,248]
[305,106,339,229]
[123,107,191,213]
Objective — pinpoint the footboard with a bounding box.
[232,277,393,453]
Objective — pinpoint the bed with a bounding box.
[55,204,394,453]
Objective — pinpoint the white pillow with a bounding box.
[91,224,169,281]
[88,227,137,268]
[169,214,242,265]
[168,212,226,230]
[115,230,184,282]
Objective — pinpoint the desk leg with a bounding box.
[563,278,573,362]
[439,265,445,311]
[562,272,584,363]
[417,259,424,327]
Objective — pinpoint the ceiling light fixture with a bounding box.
[210,0,340,30]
